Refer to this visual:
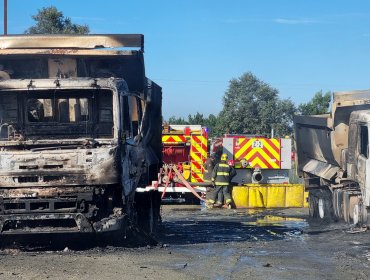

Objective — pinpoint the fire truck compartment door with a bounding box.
[222,138,234,160]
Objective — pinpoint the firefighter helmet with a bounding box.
[221,153,228,161]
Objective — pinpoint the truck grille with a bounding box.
[0,198,77,214]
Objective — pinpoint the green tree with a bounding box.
[25,6,89,34]
[204,114,220,138]
[272,99,296,137]
[166,113,221,137]
[188,112,206,125]
[167,116,188,125]
[298,90,331,115]
[218,72,295,137]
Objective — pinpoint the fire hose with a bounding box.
[162,165,206,202]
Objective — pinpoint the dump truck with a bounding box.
[294,90,370,226]
[160,124,208,202]
[0,34,162,238]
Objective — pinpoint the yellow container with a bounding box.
[266,186,286,208]
[286,184,305,207]
[231,184,307,208]
[182,163,191,180]
[248,186,267,208]
[232,186,249,207]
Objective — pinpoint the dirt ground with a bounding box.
[0,205,370,280]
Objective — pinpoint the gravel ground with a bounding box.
[0,205,370,280]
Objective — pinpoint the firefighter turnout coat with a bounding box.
[211,160,236,186]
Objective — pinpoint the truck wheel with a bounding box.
[349,196,358,225]
[308,193,318,218]
[333,189,344,219]
[318,198,325,219]
[309,191,334,222]
[360,204,369,226]
[318,196,335,222]
[348,195,367,225]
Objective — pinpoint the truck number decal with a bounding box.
[252,140,263,148]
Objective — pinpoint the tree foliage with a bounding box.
[167,116,188,125]
[165,72,332,138]
[167,113,220,137]
[297,90,331,115]
[218,72,294,137]
[25,6,89,34]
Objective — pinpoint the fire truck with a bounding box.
[160,124,208,202]
[212,135,292,185]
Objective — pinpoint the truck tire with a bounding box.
[333,189,344,219]
[309,190,335,222]
[309,193,319,218]
[318,196,335,222]
[360,203,369,226]
[349,196,360,225]
[342,192,351,223]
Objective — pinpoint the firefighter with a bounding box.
[204,153,216,183]
[203,153,221,204]
[207,153,236,209]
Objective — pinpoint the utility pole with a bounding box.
[4,0,7,35]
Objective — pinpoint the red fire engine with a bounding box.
[160,124,208,202]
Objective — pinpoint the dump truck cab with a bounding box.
[347,110,370,208]
[0,34,162,236]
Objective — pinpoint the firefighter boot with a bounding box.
[226,199,233,209]
[214,201,223,208]
[206,200,214,209]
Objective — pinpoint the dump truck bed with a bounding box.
[294,89,370,180]
[294,114,341,180]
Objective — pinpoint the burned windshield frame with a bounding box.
[25,91,92,124]
[26,97,90,123]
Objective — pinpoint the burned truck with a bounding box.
[0,35,162,237]
[294,90,370,226]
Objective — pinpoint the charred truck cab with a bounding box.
[0,35,162,236]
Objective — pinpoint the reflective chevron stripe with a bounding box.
[190,132,208,183]
[234,138,281,169]
[162,135,187,143]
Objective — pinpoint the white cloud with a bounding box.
[274,18,318,25]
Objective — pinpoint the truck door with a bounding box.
[357,124,370,207]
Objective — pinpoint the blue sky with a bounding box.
[1,0,370,119]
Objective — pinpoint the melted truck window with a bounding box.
[0,89,114,140]
[121,96,143,139]
[360,125,369,158]
[0,94,18,124]
[27,98,89,123]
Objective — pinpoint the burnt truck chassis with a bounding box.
[0,186,126,235]
[0,77,162,237]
